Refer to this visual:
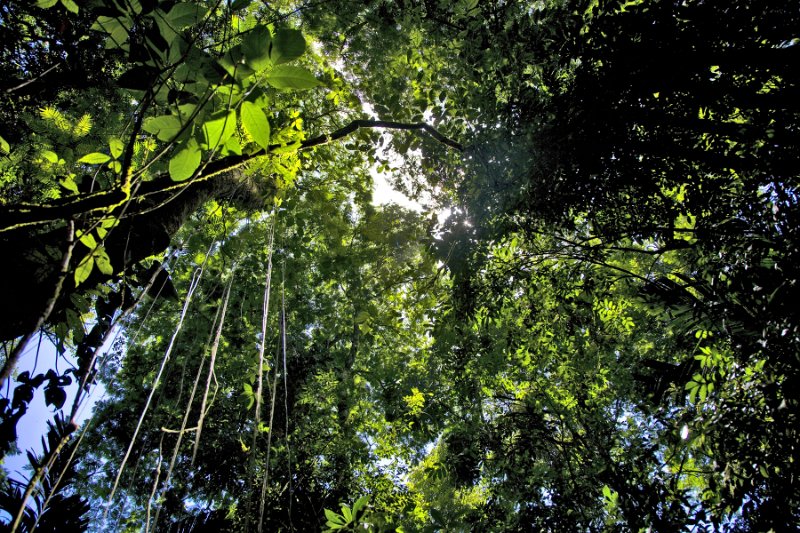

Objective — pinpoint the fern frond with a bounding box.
[73,114,93,137]
[40,106,71,133]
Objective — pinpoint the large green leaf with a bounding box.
[142,115,183,141]
[78,153,111,164]
[240,101,270,150]
[109,138,124,159]
[169,139,201,181]
[167,3,208,28]
[201,109,237,149]
[265,65,320,90]
[94,247,114,275]
[242,25,272,71]
[74,256,94,286]
[60,0,79,13]
[270,29,306,65]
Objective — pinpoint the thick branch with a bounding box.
[0,120,461,233]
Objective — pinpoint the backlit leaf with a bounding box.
[41,150,59,163]
[270,29,305,65]
[79,232,97,249]
[143,115,183,141]
[241,101,270,150]
[169,139,201,181]
[75,255,94,286]
[94,247,114,275]
[60,0,78,13]
[242,25,272,71]
[167,3,208,28]
[265,65,320,90]
[79,152,111,164]
[202,109,237,149]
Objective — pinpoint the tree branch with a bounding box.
[0,120,462,233]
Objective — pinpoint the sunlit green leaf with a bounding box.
[202,109,237,149]
[324,509,345,525]
[169,139,201,181]
[78,152,111,164]
[94,247,114,275]
[60,0,79,13]
[109,137,124,159]
[142,115,183,141]
[78,232,97,249]
[221,136,242,156]
[59,175,79,194]
[40,150,59,163]
[241,101,270,150]
[74,255,94,286]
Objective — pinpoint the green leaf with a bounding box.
[241,101,270,150]
[79,232,97,249]
[92,15,126,35]
[60,0,79,13]
[270,29,306,65]
[105,22,130,49]
[78,152,112,164]
[59,175,79,194]
[143,115,183,141]
[265,65,320,90]
[0,135,10,155]
[341,505,352,523]
[324,509,345,525]
[271,140,301,155]
[221,136,242,156]
[109,137,124,159]
[241,25,272,71]
[75,256,94,286]
[36,0,58,7]
[169,139,201,181]
[352,495,369,515]
[94,247,114,275]
[202,109,237,149]
[41,150,59,163]
[167,3,208,28]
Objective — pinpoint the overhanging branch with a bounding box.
[0,120,462,233]
[299,119,464,152]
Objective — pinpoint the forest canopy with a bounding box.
[0,0,798,531]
